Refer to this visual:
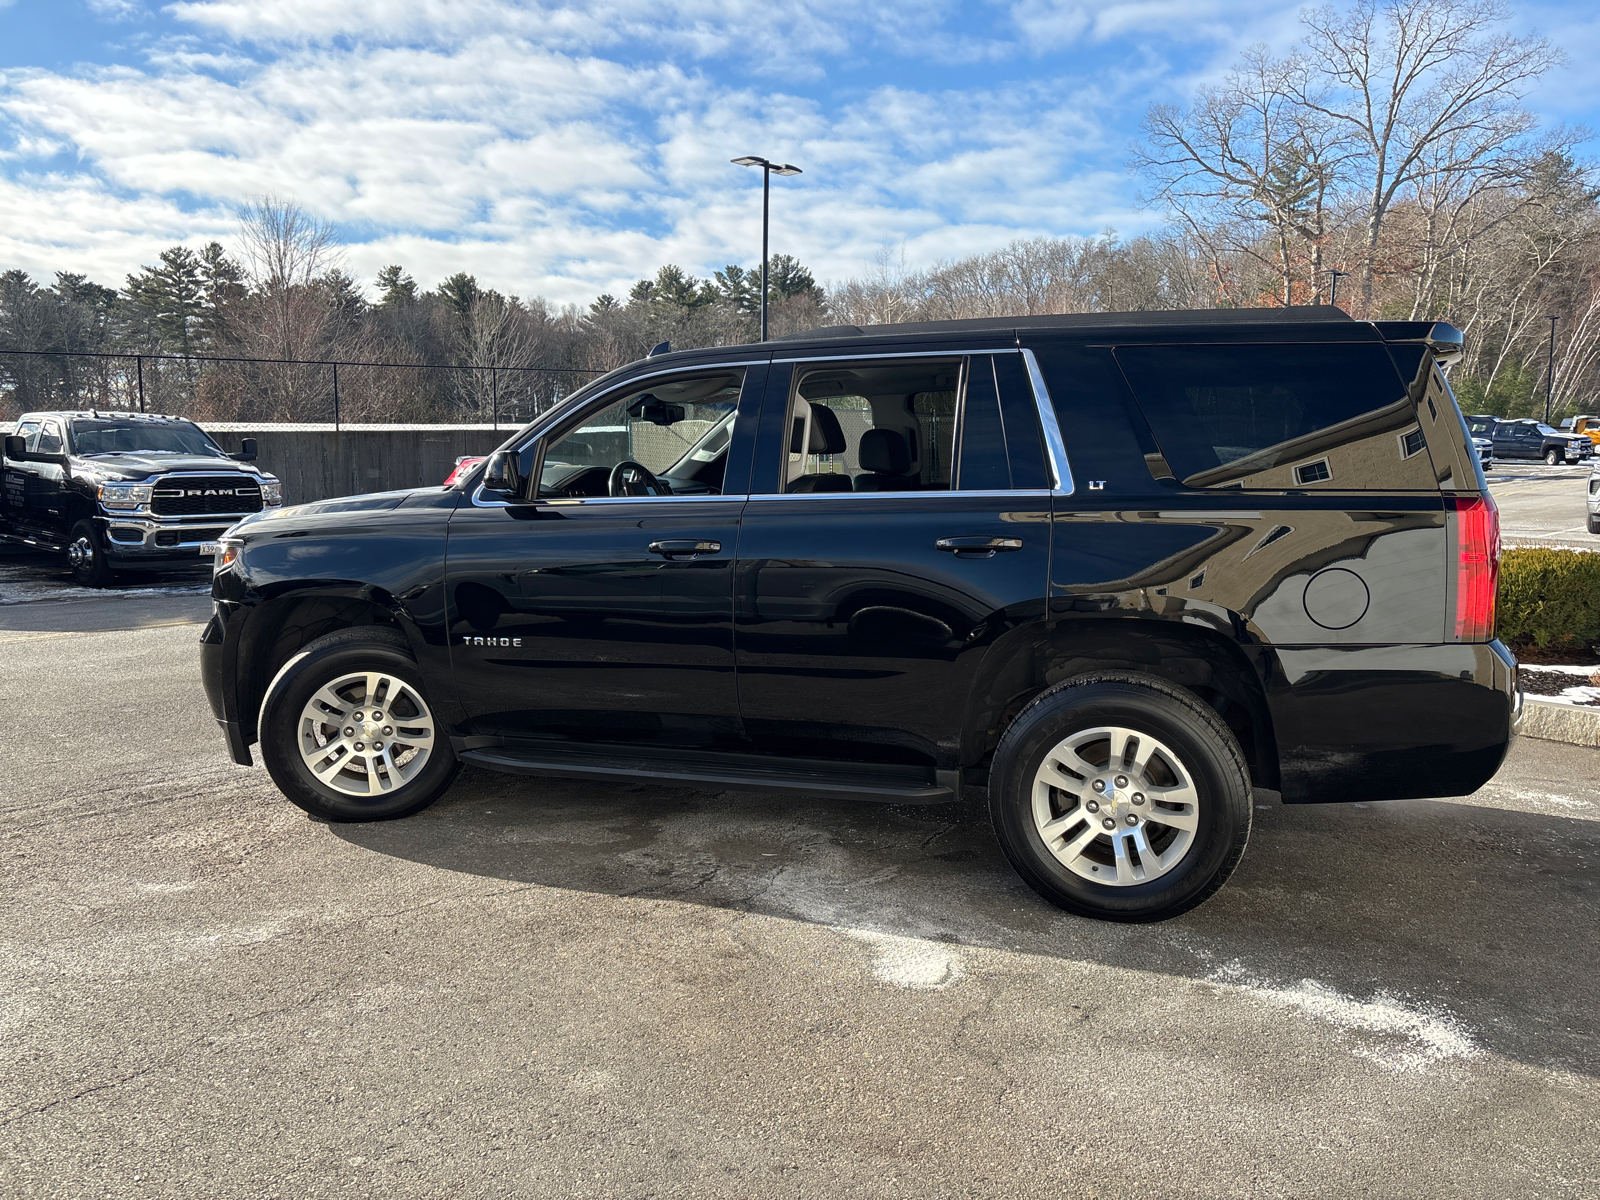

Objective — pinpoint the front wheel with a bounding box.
[1546,448,1564,466]
[1589,512,1600,535]
[988,674,1252,922]
[259,627,459,821]
[67,519,114,588]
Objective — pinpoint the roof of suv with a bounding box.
[774,305,1356,343]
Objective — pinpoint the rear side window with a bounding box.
[1117,343,1438,490]
[35,422,64,454]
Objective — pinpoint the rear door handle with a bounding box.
[936,536,1023,558]
[648,539,722,558]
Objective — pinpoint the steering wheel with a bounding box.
[608,459,664,497]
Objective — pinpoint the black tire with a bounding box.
[259,627,459,822]
[1545,448,1563,466]
[988,674,1252,922]
[67,518,114,588]
[1588,512,1600,535]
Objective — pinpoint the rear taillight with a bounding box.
[1448,495,1499,642]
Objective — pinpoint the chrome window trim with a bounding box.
[1020,347,1074,495]
[774,348,1003,363]
[471,484,746,509]
[746,489,1054,502]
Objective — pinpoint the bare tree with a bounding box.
[1294,0,1564,310]
[1138,46,1350,305]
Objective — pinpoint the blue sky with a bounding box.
[1,0,1597,305]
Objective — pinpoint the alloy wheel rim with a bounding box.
[1031,725,1199,886]
[297,670,436,797]
[68,537,93,569]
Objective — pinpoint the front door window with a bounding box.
[539,373,743,499]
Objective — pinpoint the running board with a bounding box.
[456,743,958,804]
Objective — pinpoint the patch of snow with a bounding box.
[1208,964,1481,1072]
[840,928,966,991]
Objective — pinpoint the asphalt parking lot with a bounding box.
[2,606,1598,1200]
[1,472,1598,1199]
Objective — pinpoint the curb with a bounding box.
[1520,698,1600,749]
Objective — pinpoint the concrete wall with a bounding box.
[195,424,512,505]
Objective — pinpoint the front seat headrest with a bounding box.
[807,403,847,455]
[859,427,910,475]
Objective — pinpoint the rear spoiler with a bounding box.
[1373,321,1464,366]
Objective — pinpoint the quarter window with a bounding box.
[1116,343,1438,491]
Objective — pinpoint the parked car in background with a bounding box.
[1,411,281,586]
[442,455,487,487]
[1465,414,1497,439]
[1589,460,1600,534]
[1472,436,1494,469]
[1568,415,1600,447]
[1489,419,1593,465]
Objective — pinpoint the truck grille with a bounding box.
[150,476,263,516]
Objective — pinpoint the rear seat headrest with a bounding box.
[808,403,847,454]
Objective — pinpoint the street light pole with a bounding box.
[731,156,802,341]
[1328,268,1349,308]
[1545,315,1559,425]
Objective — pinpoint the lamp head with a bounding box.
[731,156,767,168]
[773,164,803,176]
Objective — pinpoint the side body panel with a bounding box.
[205,489,461,762]
[733,355,1052,770]
[1026,332,1512,804]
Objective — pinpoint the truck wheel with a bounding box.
[988,674,1252,922]
[1589,513,1600,535]
[67,519,114,588]
[259,627,459,822]
[1545,448,1563,466]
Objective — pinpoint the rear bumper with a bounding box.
[1263,640,1519,803]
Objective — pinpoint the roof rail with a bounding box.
[775,306,1356,341]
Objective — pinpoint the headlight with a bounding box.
[98,483,153,510]
[261,479,283,505]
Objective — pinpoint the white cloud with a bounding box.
[4,0,1586,306]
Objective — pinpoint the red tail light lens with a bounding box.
[1449,495,1500,641]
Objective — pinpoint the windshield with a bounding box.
[69,419,227,458]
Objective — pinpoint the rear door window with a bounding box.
[1116,343,1438,490]
[782,360,960,493]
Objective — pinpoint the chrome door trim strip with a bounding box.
[1020,348,1074,496]
[470,485,748,509]
[745,489,1054,502]
[772,348,1013,363]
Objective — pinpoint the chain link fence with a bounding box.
[0,349,608,430]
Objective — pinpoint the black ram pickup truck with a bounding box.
[201,308,1521,922]
[2,411,281,586]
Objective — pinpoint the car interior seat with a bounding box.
[853,427,913,491]
[787,403,853,492]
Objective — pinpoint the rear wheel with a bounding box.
[1589,512,1600,535]
[259,627,459,821]
[988,674,1252,922]
[1545,448,1563,466]
[66,519,114,588]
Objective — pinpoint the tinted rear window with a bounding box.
[1116,343,1436,490]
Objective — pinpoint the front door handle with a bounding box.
[648,539,722,558]
[936,536,1023,559]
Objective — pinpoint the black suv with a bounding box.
[2,411,281,586]
[1486,418,1592,465]
[200,309,1519,922]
